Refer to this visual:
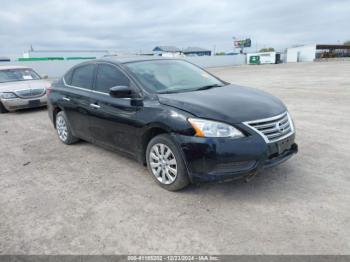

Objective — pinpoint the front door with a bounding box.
[88,63,141,156]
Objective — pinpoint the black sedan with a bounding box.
[47,57,297,191]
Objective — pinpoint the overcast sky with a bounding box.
[1,0,349,56]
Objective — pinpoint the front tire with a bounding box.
[0,102,9,113]
[55,111,79,145]
[146,134,190,191]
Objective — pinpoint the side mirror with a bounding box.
[42,74,48,79]
[109,86,133,98]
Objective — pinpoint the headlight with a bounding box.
[1,92,17,99]
[188,118,245,138]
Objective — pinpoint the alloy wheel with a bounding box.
[149,143,178,184]
[56,115,68,142]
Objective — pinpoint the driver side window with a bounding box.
[95,64,129,93]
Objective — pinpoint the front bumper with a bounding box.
[174,131,297,183]
[1,95,47,111]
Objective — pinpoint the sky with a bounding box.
[1,0,349,57]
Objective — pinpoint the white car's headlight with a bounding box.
[1,92,17,99]
[188,118,245,138]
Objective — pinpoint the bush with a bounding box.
[259,48,275,52]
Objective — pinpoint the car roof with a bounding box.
[0,65,31,70]
[100,55,177,64]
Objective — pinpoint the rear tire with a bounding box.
[146,134,190,191]
[55,111,79,145]
[0,102,9,113]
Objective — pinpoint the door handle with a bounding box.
[90,103,101,109]
[62,97,70,102]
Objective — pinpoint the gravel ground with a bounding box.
[0,61,349,254]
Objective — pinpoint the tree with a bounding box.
[344,40,350,45]
[259,47,275,52]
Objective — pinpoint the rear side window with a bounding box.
[63,69,73,85]
[71,64,95,89]
[95,64,129,93]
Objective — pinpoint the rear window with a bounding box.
[70,64,95,89]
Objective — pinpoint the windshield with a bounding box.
[0,68,41,83]
[125,60,225,94]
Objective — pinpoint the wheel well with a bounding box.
[0,100,9,113]
[141,127,168,165]
[53,107,62,128]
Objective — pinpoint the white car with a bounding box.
[0,66,50,113]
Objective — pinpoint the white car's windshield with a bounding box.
[0,68,41,83]
[125,60,225,94]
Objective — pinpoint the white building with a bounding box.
[22,49,110,59]
[286,44,350,62]
[152,46,182,57]
[286,44,317,63]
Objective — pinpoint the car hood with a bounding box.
[0,79,50,92]
[157,84,287,123]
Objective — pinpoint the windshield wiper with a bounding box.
[195,84,223,91]
[158,90,181,94]
[158,84,224,94]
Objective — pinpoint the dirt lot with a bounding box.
[0,61,349,254]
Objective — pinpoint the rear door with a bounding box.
[89,63,140,155]
[60,63,96,141]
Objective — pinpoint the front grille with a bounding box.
[244,112,294,143]
[15,88,46,98]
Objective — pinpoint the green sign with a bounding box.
[249,55,260,65]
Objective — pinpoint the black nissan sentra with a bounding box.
[48,57,298,191]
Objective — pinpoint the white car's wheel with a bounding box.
[0,102,9,113]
